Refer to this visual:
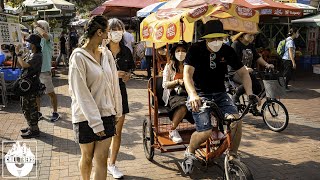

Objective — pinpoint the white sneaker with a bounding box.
[169,129,183,143]
[107,164,124,179]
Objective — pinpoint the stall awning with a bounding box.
[291,14,320,27]
[284,3,317,15]
[91,0,166,16]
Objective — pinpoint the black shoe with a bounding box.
[38,112,43,121]
[249,107,262,116]
[50,112,60,122]
[20,127,30,133]
[21,130,40,139]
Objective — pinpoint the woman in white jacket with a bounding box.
[68,15,122,180]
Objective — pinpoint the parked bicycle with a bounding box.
[225,69,289,132]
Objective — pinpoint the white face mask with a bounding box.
[207,40,223,52]
[110,31,123,43]
[175,52,186,61]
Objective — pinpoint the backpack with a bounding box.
[277,39,286,57]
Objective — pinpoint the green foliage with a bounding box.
[6,0,24,8]
[75,0,104,14]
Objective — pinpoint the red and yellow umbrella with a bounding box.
[140,0,260,44]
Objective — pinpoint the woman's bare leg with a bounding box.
[79,142,95,180]
[171,106,187,130]
[109,115,125,165]
[93,138,112,180]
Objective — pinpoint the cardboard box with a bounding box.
[313,64,320,74]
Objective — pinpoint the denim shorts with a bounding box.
[186,92,238,132]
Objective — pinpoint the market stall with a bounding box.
[292,13,320,72]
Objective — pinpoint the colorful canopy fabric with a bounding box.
[137,2,167,17]
[218,0,303,17]
[140,0,261,44]
[91,0,167,16]
[284,3,317,15]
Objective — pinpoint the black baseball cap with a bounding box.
[26,34,41,47]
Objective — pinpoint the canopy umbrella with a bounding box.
[22,0,55,11]
[212,0,303,17]
[137,2,167,18]
[37,7,62,18]
[140,0,260,44]
[291,14,320,27]
[284,3,317,15]
[91,0,166,16]
[51,0,75,11]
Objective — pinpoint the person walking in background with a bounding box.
[33,20,60,122]
[69,27,79,56]
[56,31,68,66]
[145,44,153,79]
[107,18,135,179]
[69,15,122,180]
[282,28,299,91]
[16,34,43,138]
[123,25,135,54]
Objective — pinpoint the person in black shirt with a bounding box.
[16,34,43,138]
[231,32,274,116]
[106,18,135,179]
[181,20,259,174]
[56,32,68,66]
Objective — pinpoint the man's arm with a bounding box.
[235,66,253,95]
[257,57,274,69]
[33,22,50,40]
[235,66,261,105]
[183,65,201,112]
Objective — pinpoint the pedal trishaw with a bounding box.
[140,1,260,179]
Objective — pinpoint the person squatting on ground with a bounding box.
[33,20,60,122]
[16,34,43,138]
[282,28,299,90]
[68,15,122,180]
[162,41,193,143]
[181,20,260,174]
[231,32,274,116]
[106,18,135,179]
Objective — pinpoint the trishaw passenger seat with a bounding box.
[150,76,171,116]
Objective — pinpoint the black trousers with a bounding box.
[145,55,153,78]
[282,60,293,88]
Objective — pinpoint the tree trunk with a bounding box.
[0,0,4,13]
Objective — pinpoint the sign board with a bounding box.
[0,13,23,46]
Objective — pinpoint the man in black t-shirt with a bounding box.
[231,32,274,116]
[181,20,259,174]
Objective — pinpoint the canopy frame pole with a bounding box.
[180,18,184,41]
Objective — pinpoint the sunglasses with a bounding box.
[210,53,216,69]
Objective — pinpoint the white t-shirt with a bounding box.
[123,31,134,53]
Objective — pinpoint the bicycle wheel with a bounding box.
[261,99,289,132]
[142,119,154,161]
[224,157,254,180]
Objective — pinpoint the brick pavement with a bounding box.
[0,68,319,180]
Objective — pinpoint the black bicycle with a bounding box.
[225,69,289,132]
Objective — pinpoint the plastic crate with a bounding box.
[0,68,21,81]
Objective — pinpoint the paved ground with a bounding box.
[0,68,319,180]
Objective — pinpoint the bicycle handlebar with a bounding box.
[203,94,258,123]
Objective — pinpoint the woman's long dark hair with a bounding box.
[170,45,187,73]
[78,15,109,47]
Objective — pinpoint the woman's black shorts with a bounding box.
[73,116,116,144]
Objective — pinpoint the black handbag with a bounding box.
[12,74,40,96]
